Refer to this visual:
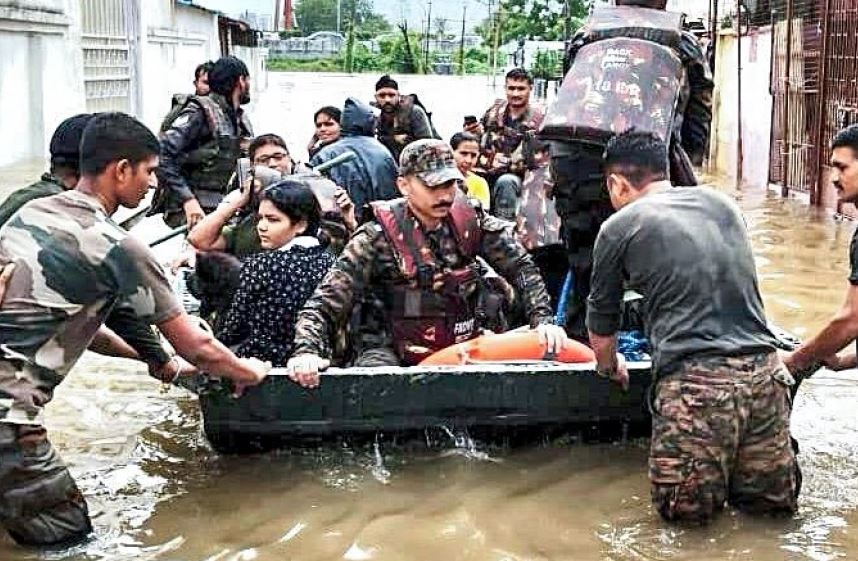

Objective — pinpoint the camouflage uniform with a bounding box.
[546,5,714,337]
[587,187,798,524]
[0,175,172,372]
[0,173,64,226]
[293,139,554,366]
[479,100,548,221]
[155,93,253,227]
[651,353,799,523]
[0,191,181,545]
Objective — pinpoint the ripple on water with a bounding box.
[4,82,858,561]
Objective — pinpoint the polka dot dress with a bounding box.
[218,244,336,366]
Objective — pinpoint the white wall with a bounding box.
[138,1,220,132]
[708,27,773,188]
[0,0,86,168]
[232,44,268,100]
[0,0,228,170]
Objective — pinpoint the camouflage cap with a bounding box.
[399,139,464,187]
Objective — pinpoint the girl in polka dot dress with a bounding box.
[218,179,336,366]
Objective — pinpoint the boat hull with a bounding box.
[198,363,653,451]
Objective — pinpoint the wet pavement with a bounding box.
[1,73,858,561]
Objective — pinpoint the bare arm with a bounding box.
[590,332,618,371]
[784,283,858,372]
[186,189,247,252]
[157,311,266,386]
[89,326,140,360]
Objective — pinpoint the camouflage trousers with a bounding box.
[549,147,614,339]
[650,352,799,524]
[0,423,92,546]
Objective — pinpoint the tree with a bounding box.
[476,0,588,45]
[295,0,390,36]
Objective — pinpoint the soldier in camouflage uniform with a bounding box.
[477,67,548,221]
[0,114,191,385]
[542,0,714,338]
[0,113,269,547]
[287,139,568,385]
[373,75,438,162]
[155,56,254,228]
[587,131,798,524]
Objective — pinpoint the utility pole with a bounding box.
[736,0,743,190]
[424,0,433,72]
[491,0,503,87]
[459,4,467,76]
[345,0,357,72]
[563,0,571,43]
[337,0,342,34]
[274,0,281,32]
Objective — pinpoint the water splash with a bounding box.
[435,426,499,462]
[371,433,391,485]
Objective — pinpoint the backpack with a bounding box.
[404,93,442,140]
[539,6,686,146]
[159,94,192,135]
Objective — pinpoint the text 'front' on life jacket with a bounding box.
[371,196,482,366]
[539,5,686,146]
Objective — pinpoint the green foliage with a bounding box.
[477,0,589,45]
[532,49,562,80]
[355,13,392,40]
[278,29,303,39]
[267,42,492,75]
[267,57,344,72]
[454,46,491,75]
[294,0,390,36]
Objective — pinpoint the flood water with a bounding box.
[1,73,858,561]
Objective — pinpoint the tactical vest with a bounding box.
[159,93,191,134]
[371,196,483,365]
[181,95,253,210]
[539,5,686,146]
[482,100,546,176]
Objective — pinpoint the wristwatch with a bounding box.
[596,364,617,379]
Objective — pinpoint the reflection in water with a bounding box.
[2,76,858,560]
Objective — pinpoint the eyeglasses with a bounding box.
[254,152,289,165]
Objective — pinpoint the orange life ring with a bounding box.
[419,330,595,366]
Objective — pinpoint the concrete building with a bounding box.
[0,0,266,170]
[708,26,773,190]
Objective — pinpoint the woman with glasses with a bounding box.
[217,179,335,367]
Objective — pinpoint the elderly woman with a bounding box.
[217,179,335,366]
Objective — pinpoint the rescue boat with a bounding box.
[185,326,800,453]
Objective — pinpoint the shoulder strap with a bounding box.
[486,99,507,131]
[189,95,221,134]
[447,195,482,259]
[371,198,434,279]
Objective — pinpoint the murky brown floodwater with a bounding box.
[1,74,858,561]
